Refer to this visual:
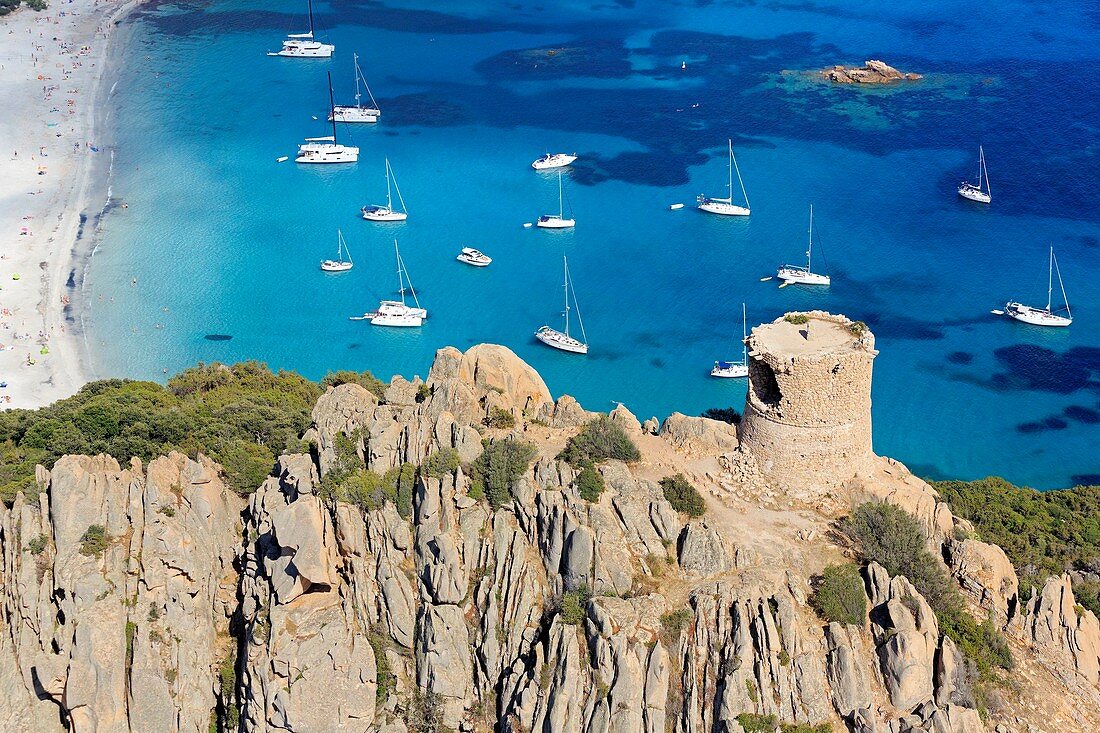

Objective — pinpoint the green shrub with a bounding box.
[422,448,461,479]
[701,407,741,424]
[575,464,604,502]
[736,714,777,733]
[79,525,109,558]
[847,320,868,336]
[27,534,48,555]
[661,474,705,516]
[382,463,417,518]
[470,437,537,510]
[215,649,240,732]
[558,415,640,466]
[320,369,387,399]
[484,406,515,429]
[560,587,590,625]
[784,313,809,325]
[369,633,395,706]
[660,608,693,639]
[213,439,274,496]
[415,384,432,403]
[810,563,867,625]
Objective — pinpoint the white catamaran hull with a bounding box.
[777,267,830,286]
[698,199,750,216]
[537,216,575,229]
[1004,302,1071,327]
[366,301,427,328]
[958,183,991,204]
[270,41,334,58]
[535,326,588,354]
[362,207,407,222]
[296,143,359,164]
[331,106,380,123]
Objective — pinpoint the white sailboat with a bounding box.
[957,146,991,204]
[351,240,427,327]
[535,256,588,354]
[456,247,492,267]
[320,229,353,272]
[296,73,359,164]
[362,158,408,221]
[1003,246,1072,327]
[698,139,750,216]
[532,152,578,170]
[777,204,830,286]
[268,0,334,58]
[712,303,749,378]
[537,172,575,229]
[331,53,381,123]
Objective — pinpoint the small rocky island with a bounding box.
[821,59,922,84]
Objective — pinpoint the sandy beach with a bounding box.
[0,0,138,409]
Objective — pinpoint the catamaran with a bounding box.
[536,256,588,354]
[958,146,991,204]
[331,53,381,123]
[777,204,830,286]
[532,153,578,170]
[712,303,749,378]
[456,248,492,267]
[320,230,353,272]
[1002,246,1072,327]
[698,139,750,216]
[362,159,408,221]
[268,0,334,58]
[296,73,359,164]
[351,240,426,327]
[537,172,575,229]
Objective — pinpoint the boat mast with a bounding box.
[982,147,991,196]
[806,204,814,271]
[307,0,316,38]
[558,172,564,219]
[731,140,749,209]
[726,140,733,201]
[394,240,406,306]
[353,53,362,109]
[562,256,570,337]
[1053,248,1071,319]
[1046,245,1054,312]
[741,302,747,364]
[327,71,337,141]
[384,159,393,210]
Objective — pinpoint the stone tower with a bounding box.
[737,311,878,494]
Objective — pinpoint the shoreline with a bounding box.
[0,0,141,409]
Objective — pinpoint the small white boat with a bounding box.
[362,158,408,221]
[1004,246,1072,327]
[354,240,426,327]
[698,139,750,216]
[537,172,575,229]
[321,230,354,272]
[712,303,749,378]
[268,0,334,58]
[958,145,991,204]
[777,204,830,286]
[330,53,381,123]
[532,152,578,170]
[276,156,289,163]
[535,256,588,354]
[456,247,491,267]
[669,203,685,210]
[297,73,359,164]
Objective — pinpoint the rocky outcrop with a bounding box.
[1014,575,1100,694]
[659,412,739,454]
[821,60,922,84]
[945,538,1020,623]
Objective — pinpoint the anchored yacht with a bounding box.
[268,0,333,58]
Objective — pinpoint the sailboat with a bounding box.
[268,0,334,58]
[957,146,991,204]
[296,73,359,164]
[537,172,575,229]
[351,239,427,327]
[535,256,588,354]
[362,159,408,221]
[1003,246,1072,327]
[320,230,353,272]
[698,140,750,216]
[331,53,381,123]
[777,204,830,286]
[712,303,749,378]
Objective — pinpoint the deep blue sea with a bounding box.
[86,0,1100,489]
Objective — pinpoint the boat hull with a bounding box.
[535,327,587,354]
[957,184,991,204]
[698,200,750,216]
[532,154,577,170]
[320,261,353,272]
[457,250,491,267]
[777,267,830,286]
[330,106,380,123]
[296,143,359,164]
[537,217,575,229]
[270,41,334,58]
[362,207,407,222]
[1004,302,1071,327]
[711,362,748,378]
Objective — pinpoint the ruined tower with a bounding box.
[738,311,878,494]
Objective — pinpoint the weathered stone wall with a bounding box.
[738,311,877,494]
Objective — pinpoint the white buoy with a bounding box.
[681,60,686,70]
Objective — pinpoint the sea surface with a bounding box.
[86,0,1100,489]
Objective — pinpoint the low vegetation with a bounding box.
[660,474,706,517]
[319,369,386,400]
[470,437,538,510]
[574,464,604,502]
[558,415,640,465]
[483,406,515,429]
[842,502,1013,681]
[784,313,809,325]
[701,407,741,424]
[559,587,591,625]
[660,608,694,639]
[421,447,461,479]
[934,476,1100,614]
[810,563,867,626]
[79,524,108,558]
[0,0,47,15]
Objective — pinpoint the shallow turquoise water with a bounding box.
[87,0,1100,489]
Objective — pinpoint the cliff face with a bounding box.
[0,331,1098,732]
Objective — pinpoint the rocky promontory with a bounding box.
[821,59,922,84]
[0,314,1097,733]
